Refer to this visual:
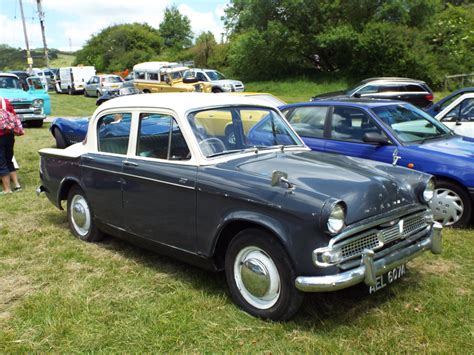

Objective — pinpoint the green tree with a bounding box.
[74,23,163,72]
[192,32,217,67]
[159,6,193,49]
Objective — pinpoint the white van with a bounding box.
[57,66,96,95]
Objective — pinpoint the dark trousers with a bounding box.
[0,133,15,177]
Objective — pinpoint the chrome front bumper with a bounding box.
[295,222,442,292]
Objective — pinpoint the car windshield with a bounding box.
[205,70,226,81]
[105,76,123,83]
[188,106,304,158]
[345,81,365,96]
[27,77,44,90]
[0,76,21,89]
[372,104,452,143]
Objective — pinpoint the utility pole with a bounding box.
[19,0,33,72]
[36,0,49,67]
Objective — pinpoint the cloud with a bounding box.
[178,4,225,41]
[0,14,44,49]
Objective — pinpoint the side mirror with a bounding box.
[363,132,389,145]
[353,92,361,98]
[183,77,198,84]
[271,170,288,187]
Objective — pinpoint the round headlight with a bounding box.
[33,98,44,108]
[327,203,345,234]
[423,178,435,202]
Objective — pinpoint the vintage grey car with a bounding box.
[38,93,442,320]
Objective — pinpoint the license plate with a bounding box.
[368,264,406,294]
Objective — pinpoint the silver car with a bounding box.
[184,68,244,93]
[84,74,124,97]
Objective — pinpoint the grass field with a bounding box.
[1,84,472,352]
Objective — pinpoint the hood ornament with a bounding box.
[392,148,401,166]
[271,170,296,193]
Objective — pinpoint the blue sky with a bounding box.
[0,0,228,51]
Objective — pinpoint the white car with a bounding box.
[435,93,474,138]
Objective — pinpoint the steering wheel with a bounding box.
[199,137,226,156]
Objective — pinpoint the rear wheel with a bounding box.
[212,87,223,93]
[83,89,89,97]
[67,186,104,242]
[68,86,74,95]
[429,179,472,228]
[225,228,303,321]
[53,127,68,148]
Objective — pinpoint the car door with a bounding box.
[81,112,133,228]
[121,112,197,251]
[324,106,396,164]
[281,106,330,152]
[438,96,474,138]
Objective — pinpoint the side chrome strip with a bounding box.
[82,164,195,190]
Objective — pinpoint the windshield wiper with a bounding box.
[419,132,449,144]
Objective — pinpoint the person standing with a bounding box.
[0,97,22,194]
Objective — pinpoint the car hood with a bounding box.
[51,117,89,131]
[311,90,348,100]
[228,151,423,224]
[410,135,474,162]
[0,88,32,102]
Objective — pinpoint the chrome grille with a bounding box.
[341,233,380,259]
[12,103,31,110]
[333,212,428,262]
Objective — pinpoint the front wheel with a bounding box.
[429,179,472,228]
[67,186,104,242]
[53,127,68,148]
[225,228,303,321]
[28,120,43,128]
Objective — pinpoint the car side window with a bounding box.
[196,73,207,81]
[97,113,132,155]
[330,107,384,143]
[136,113,190,160]
[445,98,474,122]
[378,84,403,93]
[404,84,424,92]
[285,106,328,138]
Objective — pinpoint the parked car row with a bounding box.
[38,93,443,321]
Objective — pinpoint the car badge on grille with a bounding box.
[398,219,404,236]
[380,218,400,228]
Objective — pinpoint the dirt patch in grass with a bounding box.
[410,258,460,275]
[0,276,34,320]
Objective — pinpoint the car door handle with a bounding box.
[123,161,138,167]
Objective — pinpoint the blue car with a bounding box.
[249,99,474,227]
[50,117,90,148]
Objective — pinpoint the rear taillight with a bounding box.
[425,93,433,101]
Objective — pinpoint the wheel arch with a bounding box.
[211,213,293,270]
[57,177,84,210]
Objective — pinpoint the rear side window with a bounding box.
[378,84,404,92]
[136,113,190,160]
[97,113,132,155]
[404,84,425,92]
[285,106,328,138]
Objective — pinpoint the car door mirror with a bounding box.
[353,92,361,98]
[363,132,389,145]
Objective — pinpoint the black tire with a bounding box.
[96,90,101,97]
[53,127,68,148]
[83,89,89,97]
[225,228,304,321]
[28,120,43,128]
[67,186,104,242]
[143,89,151,94]
[68,86,73,95]
[212,87,223,93]
[430,179,472,228]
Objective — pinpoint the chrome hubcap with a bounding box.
[234,246,280,309]
[429,188,464,226]
[71,195,91,236]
